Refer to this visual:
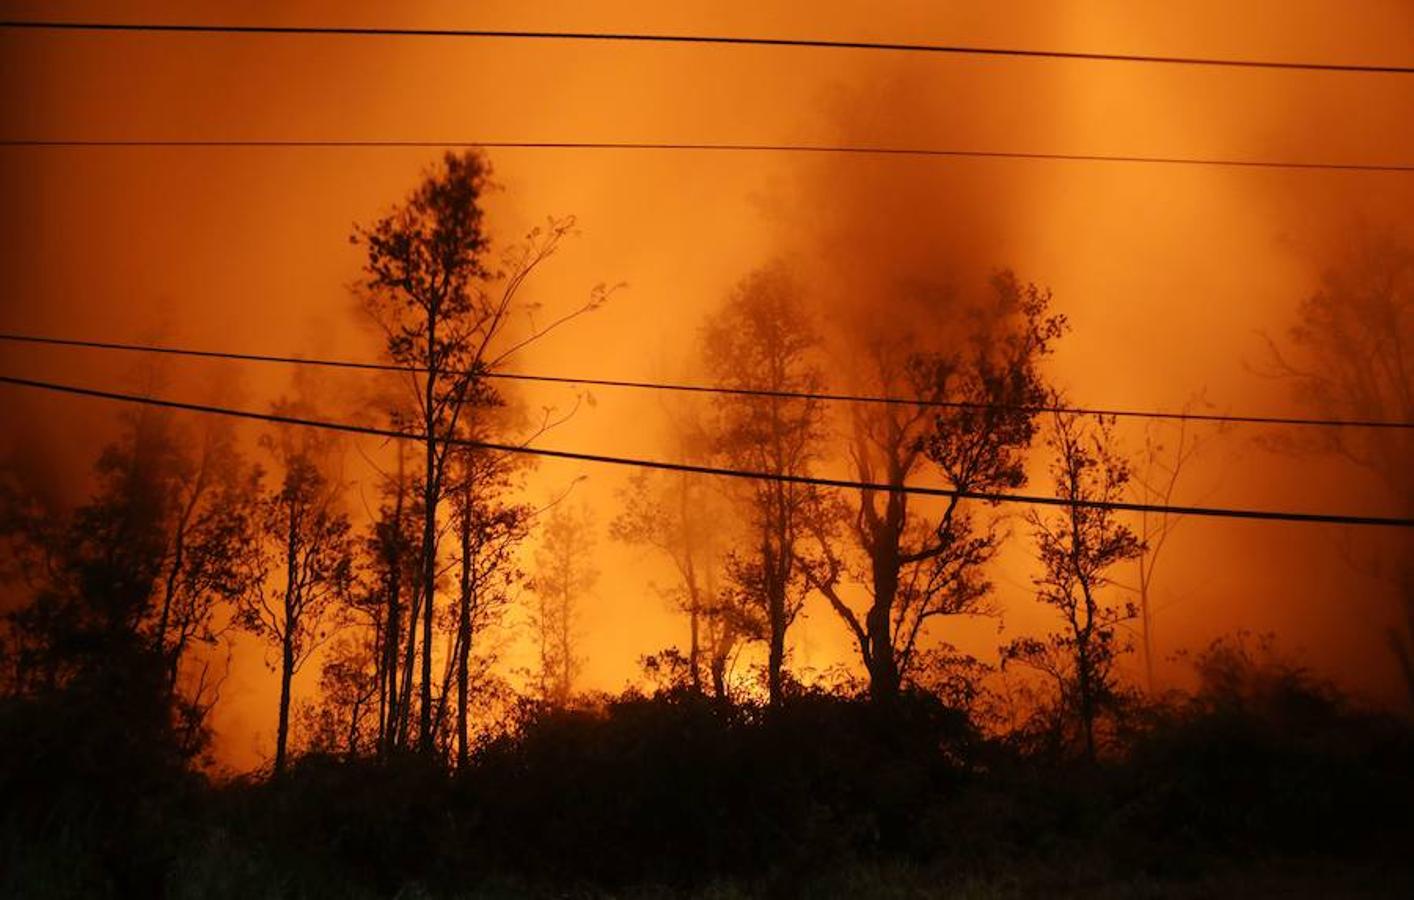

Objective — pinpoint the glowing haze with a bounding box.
[1,1,1411,770]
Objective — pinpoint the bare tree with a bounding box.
[238,407,355,775]
[799,272,1064,702]
[611,408,735,697]
[702,262,825,706]
[1260,228,1413,702]
[355,150,608,751]
[1004,409,1143,762]
[1130,405,1219,694]
[531,504,597,708]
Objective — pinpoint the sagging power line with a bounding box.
[3,139,1410,175]
[2,18,1411,74]
[3,332,1410,432]
[1,373,1410,529]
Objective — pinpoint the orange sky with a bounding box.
[1,1,1411,770]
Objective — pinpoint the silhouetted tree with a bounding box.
[446,436,531,766]
[1,404,231,760]
[1261,228,1413,702]
[1131,404,1217,693]
[238,407,355,775]
[531,505,597,707]
[1004,409,1143,762]
[355,150,607,752]
[611,420,734,697]
[150,419,261,694]
[299,631,380,757]
[357,440,421,756]
[702,262,825,705]
[799,273,1064,702]
[7,409,199,688]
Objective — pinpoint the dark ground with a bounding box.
[3,655,1411,899]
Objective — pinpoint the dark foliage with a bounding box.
[2,646,1410,897]
[0,650,202,896]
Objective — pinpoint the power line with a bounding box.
[3,332,1410,432]
[1,372,1410,529]
[3,139,1410,174]
[2,19,1410,74]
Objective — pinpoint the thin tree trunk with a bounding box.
[419,304,440,752]
[456,477,473,767]
[275,496,299,776]
[380,449,407,753]
[766,536,786,707]
[397,581,420,747]
[558,581,572,705]
[275,633,294,775]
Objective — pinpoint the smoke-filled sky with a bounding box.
[2,1,1411,770]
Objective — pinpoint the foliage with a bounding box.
[1003,410,1143,762]
[702,262,826,706]
[798,271,1065,701]
[530,504,598,707]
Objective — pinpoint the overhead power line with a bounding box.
[4,138,1409,174]
[2,19,1411,74]
[3,332,1410,432]
[1,373,1410,529]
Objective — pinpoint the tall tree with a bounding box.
[1261,229,1413,702]
[238,408,355,775]
[1004,409,1143,762]
[799,273,1064,702]
[531,505,597,708]
[355,150,606,751]
[702,262,825,706]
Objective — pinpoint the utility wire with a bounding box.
[3,332,1410,431]
[1,373,1410,528]
[2,139,1409,174]
[2,19,1410,74]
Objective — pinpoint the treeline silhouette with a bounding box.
[1,152,1410,897]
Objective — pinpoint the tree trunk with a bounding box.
[380,448,406,755]
[866,530,902,703]
[558,582,572,705]
[865,605,900,702]
[397,582,420,747]
[688,599,702,694]
[1077,645,1096,763]
[276,497,299,776]
[766,553,786,707]
[275,634,294,776]
[456,477,473,768]
[419,309,440,753]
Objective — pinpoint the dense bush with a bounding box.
[2,657,1410,898]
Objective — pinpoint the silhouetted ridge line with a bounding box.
[3,332,1411,431]
[2,373,1410,528]
[3,139,1410,174]
[2,19,1411,74]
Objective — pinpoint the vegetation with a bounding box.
[1,155,1409,896]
